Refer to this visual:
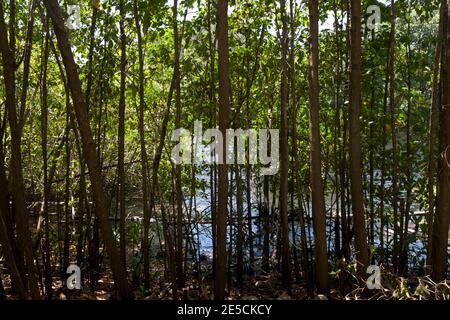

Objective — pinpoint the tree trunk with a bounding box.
[279,0,292,290]
[368,29,376,263]
[133,0,151,291]
[308,0,329,293]
[207,0,217,280]
[289,0,301,284]
[333,1,342,259]
[43,0,131,299]
[379,0,396,264]
[118,0,127,270]
[36,3,51,300]
[18,0,36,128]
[431,0,450,282]
[236,156,244,286]
[173,0,185,291]
[0,209,27,299]
[227,170,234,290]
[63,98,71,273]
[262,73,274,274]
[426,1,444,271]
[400,19,413,276]
[0,0,41,300]
[216,0,230,300]
[387,0,400,273]
[348,0,369,269]
[77,2,98,274]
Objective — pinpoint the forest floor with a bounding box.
[1,271,311,301]
[1,260,450,300]
[2,275,450,300]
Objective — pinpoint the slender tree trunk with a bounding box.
[348,0,369,268]
[341,1,350,260]
[368,29,376,262]
[245,134,254,275]
[262,84,273,273]
[0,0,41,300]
[279,0,292,290]
[43,0,131,299]
[340,117,350,259]
[308,0,329,293]
[173,0,184,291]
[63,98,71,273]
[118,0,127,269]
[262,164,271,271]
[75,135,87,269]
[333,1,342,259]
[388,0,399,272]
[245,67,254,277]
[0,209,27,298]
[426,1,444,271]
[39,9,52,299]
[78,2,98,273]
[9,0,15,69]
[133,0,151,291]
[18,0,36,128]
[227,170,234,290]
[290,204,300,283]
[206,0,217,280]
[216,0,230,300]
[380,4,395,263]
[236,155,244,286]
[288,0,301,284]
[0,139,27,299]
[400,20,413,276]
[0,149,19,273]
[431,0,450,282]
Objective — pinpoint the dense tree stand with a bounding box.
[0,0,448,301]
